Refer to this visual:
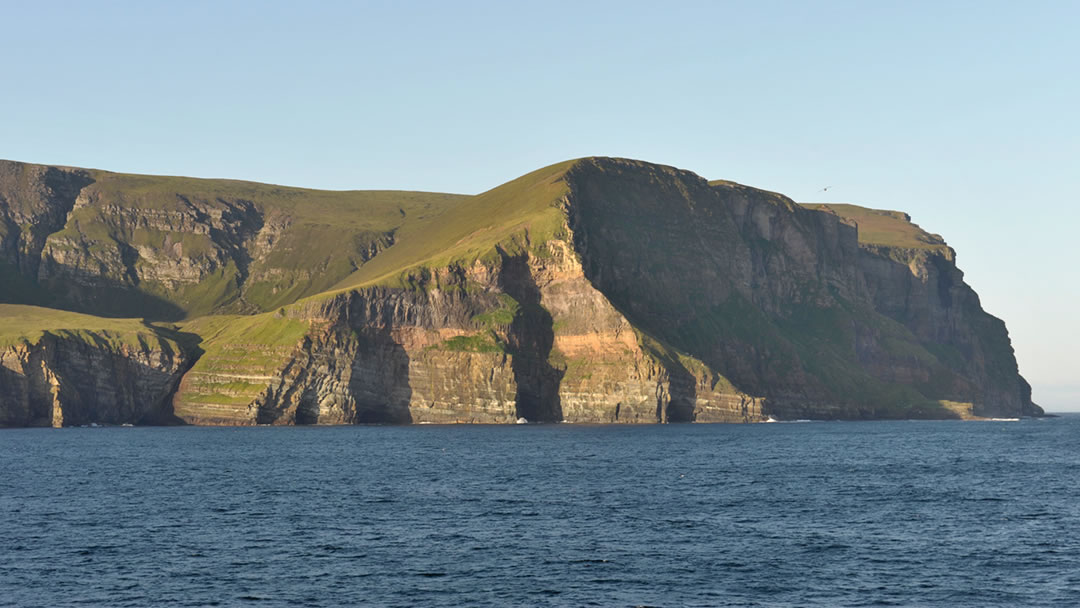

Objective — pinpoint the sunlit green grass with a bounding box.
[329,160,578,291]
[802,203,950,250]
[46,167,470,318]
[0,304,179,351]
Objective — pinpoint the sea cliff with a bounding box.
[0,157,1041,426]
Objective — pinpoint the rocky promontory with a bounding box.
[0,157,1041,426]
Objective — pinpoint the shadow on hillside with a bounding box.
[0,325,196,427]
[246,320,413,425]
[497,250,564,423]
[662,358,698,423]
[345,318,413,424]
[143,321,204,425]
[38,261,189,321]
[0,365,42,426]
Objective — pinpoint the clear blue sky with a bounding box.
[2,1,1076,410]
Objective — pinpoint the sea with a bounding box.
[2,416,1079,607]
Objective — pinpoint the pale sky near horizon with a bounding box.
[2,1,1077,410]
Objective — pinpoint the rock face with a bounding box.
[0,162,94,302]
[856,242,1036,417]
[0,329,187,427]
[0,157,1041,425]
[566,159,1040,419]
[172,244,765,425]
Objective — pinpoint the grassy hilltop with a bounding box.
[802,203,951,251]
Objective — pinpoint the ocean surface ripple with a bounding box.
[2,416,1079,607]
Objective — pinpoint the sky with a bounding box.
[2,0,1077,410]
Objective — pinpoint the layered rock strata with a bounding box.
[0,329,187,427]
[173,239,765,425]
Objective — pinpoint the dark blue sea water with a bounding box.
[2,416,1079,607]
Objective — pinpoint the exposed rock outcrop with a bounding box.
[0,328,188,427]
[172,239,765,425]
[0,162,94,304]
[565,158,1039,418]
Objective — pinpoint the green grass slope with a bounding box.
[802,203,950,251]
[329,160,578,291]
[25,165,469,318]
[173,313,313,417]
[0,304,181,351]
